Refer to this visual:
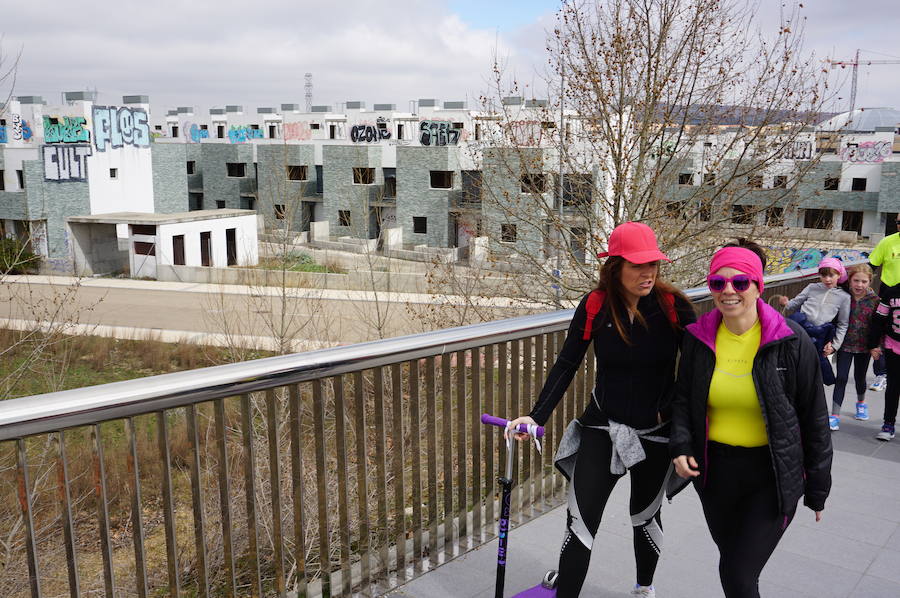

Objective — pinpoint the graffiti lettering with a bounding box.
[284,122,313,141]
[419,121,460,146]
[0,127,5,143]
[841,141,892,163]
[228,125,263,144]
[764,247,870,274]
[778,140,813,160]
[185,122,209,143]
[43,116,90,143]
[350,124,390,143]
[11,114,33,141]
[92,106,150,152]
[42,144,92,182]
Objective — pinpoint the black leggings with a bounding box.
[698,442,794,598]
[885,350,900,425]
[832,350,870,413]
[556,426,672,596]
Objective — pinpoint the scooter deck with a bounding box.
[510,584,556,597]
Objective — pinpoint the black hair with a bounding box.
[722,238,767,271]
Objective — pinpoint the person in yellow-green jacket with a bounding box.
[868,225,900,390]
[670,239,832,598]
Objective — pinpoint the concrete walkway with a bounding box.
[390,380,900,597]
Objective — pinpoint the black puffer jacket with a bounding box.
[669,299,832,514]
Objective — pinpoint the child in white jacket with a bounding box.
[779,257,851,385]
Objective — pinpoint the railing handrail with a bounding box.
[0,262,836,440]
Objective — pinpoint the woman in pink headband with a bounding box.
[670,239,832,598]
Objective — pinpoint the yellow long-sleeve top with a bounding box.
[708,321,768,447]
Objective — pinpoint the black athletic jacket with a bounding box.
[529,291,696,431]
[669,300,832,514]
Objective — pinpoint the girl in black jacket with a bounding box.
[670,241,832,598]
[508,222,695,598]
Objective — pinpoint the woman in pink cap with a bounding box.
[671,240,832,598]
[507,221,696,597]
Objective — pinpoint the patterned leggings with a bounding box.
[555,426,672,597]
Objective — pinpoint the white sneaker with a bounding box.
[869,375,887,391]
[631,585,656,597]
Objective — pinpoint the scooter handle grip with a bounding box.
[480,413,545,438]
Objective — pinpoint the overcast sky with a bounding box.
[5,0,899,116]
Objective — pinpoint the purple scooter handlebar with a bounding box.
[480,413,545,438]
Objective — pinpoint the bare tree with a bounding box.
[479,0,833,300]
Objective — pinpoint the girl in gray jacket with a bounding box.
[778,257,851,385]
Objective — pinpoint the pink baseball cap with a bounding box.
[596,222,670,264]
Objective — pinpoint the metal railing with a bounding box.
[0,267,823,598]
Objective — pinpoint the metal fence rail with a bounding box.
[0,268,820,598]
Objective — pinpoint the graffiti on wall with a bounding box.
[228,125,263,144]
[92,106,150,152]
[284,122,313,141]
[840,141,892,164]
[43,116,90,143]
[350,118,391,143]
[184,122,209,143]
[0,114,34,143]
[42,144,93,183]
[764,246,870,275]
[419,121,460,146]
[778,140,813,160]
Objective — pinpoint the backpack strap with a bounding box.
[581,289,678,341]
[582,289,606,340]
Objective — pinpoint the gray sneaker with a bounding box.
[631,585,656,597]
[869,375,887,391]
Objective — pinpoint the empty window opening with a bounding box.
[383,167,397,198]
[521,173,547,193]
[287,165,308,181]
[133,241,155,256]
[217,125,225,139]
[841,211,863,234]
[109,168,118,179]
[200,231,212,267]
[171,125,179,138]
[353,167,375,185]
[851,177,867,191]
[173,235,185,266]
[747,175,762,189]
[702,173,715,186]
[823,177,839,190]
[268,125,277,138]
[240,197,256,210]
[678,173,694,186]
[413,217,427,234]
[187,161,196,174]
[804,208,833,230]
[773,175,788,189]
[430,170,453,189]
[338,210,352,227]
[766,207,784,227]
[131,224,156,236]
[226,228,237,266]
[501,224,517,243]
[275,204,286,219]
[16,170,24,189]
[731,205,754,224]
[189,193,203,210]
[462,170,482,203]
[216,200,226,209]
[227,163,246,177]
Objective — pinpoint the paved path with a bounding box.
[390,378,900,597]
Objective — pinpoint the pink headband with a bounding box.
[709,247,765,293]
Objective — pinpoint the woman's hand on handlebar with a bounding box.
[673,455,700,479]
[505,416,538,441]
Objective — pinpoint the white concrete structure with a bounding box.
[68,209,259,279]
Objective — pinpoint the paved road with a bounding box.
[0,276,539,347]
[390,379,900,597]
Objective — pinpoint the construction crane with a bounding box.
[828,50,900,114]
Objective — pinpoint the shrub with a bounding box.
[0,238,40,274]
